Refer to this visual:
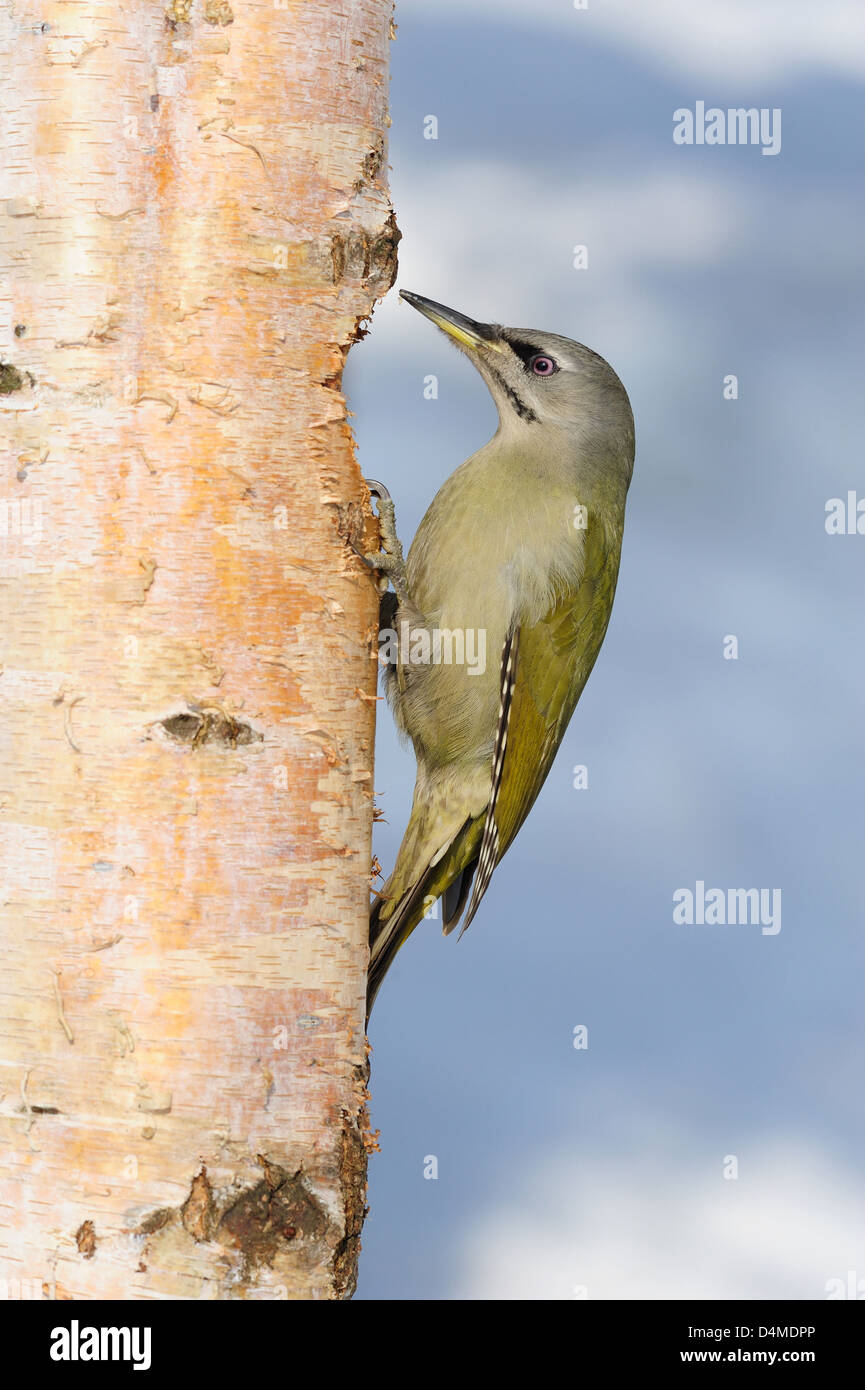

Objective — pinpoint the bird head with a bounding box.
[399,290,634,473]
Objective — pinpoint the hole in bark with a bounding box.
[159,708,263,748]
[0,363,26,394]
[161,713,200,741]
[218,1161,327,1269]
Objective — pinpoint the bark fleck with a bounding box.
[62,695,83,754]
[135,1207,174,1235]
[0,363,25,394]
[75,1221,97,1259]
[136,1087,173,1114]
[135,390,178,424]
[204,1,234,24]
[52,971,75,1043]
[182,1168,216,1241]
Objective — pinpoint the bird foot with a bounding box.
[357,478,410,604]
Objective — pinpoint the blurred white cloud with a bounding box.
[418,0,865,82]
[378,163,744,353]
[454,1136,865,1299]
[367,155,862,388]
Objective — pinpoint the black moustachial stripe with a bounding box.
[489,365,538,423]
[493,333,541,421]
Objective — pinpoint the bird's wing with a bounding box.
[457,523,621,936]
[455,625,519,934]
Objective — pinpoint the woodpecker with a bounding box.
[364,289,635,1016]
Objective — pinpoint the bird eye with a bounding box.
[529,354,558,376]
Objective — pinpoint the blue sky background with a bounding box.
[344,0,865,1299]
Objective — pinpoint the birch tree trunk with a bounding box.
[0,0,397,1300]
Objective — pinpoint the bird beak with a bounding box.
[399,290,505,354]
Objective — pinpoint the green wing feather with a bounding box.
[459,516,622,932]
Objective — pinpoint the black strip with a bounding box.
[489,365,538,423]
[502,335,540,369]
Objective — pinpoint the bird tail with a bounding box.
[367,786,484,1020]
[367,889,424,1020]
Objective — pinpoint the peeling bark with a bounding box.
[0,0,396,1300]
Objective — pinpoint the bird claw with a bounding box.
[364,477,391,503]
[357,478,409,603]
